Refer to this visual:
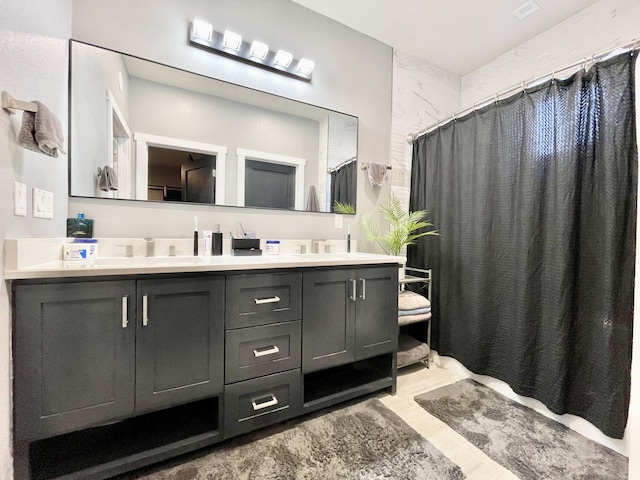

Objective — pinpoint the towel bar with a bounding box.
[2,91,38,115]
[360,163,392,170]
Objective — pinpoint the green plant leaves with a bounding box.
[360,194,438,256]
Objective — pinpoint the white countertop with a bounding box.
[4,239,404,280]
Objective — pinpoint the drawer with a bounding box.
[224,369,301,438]
[226,321,301,384]
[226,272,302,329]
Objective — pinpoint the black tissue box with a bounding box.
[232,238,261,256]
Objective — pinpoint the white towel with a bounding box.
[17,101,65,157]
[366,163,387,189]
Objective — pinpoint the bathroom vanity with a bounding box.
[6,241,401,480]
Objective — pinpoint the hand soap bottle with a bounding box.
[66,212,94,238]
[212,224,223,256]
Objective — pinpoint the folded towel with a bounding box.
[398,307,431,317]
[366,163,387,189]
[306,185,319,212]
[98,165,119,191]
[18,101,65,157]
[398,290,431,310]
[398,312,432,326]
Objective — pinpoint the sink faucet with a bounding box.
[311,239,326,254]
[145,238,155,257]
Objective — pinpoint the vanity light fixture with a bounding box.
[223,30,242,51]
[192,19,213,41]
[188,20,314,81]
[274,50,293,68]
[250,40,269,60]
[297,58,315,75]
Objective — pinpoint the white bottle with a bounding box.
[203,230,213,256]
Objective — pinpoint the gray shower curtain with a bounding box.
[408,51,637,438]
[330,160,356,212]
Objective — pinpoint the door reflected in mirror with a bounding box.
[69,40,358,214]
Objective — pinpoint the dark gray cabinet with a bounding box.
[12,264,397,480]
[302,265,398,373]
[13,276,225,440]
[136,277,224,413]
[13,281,136,441]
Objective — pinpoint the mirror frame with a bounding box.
[68,40,358,214]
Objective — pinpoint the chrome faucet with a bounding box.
[145,238,155,257]
[311,239,326,254]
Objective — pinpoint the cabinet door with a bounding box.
[13,281,136,440]
[302,269,356,373]
[136,276,224,413]
[355,266,399,360]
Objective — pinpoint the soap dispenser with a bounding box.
[66,212,94,238]
[212,224,223,256]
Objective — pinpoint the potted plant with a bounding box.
[360,194,438,258]
[333,201,356,214]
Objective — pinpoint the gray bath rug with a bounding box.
[125,398,465,480]
[414,379,628,480]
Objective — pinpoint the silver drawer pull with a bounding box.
[253,346,280,357]
[350,279,357,301]
[254,296,280,305]
[251,394,278,411]
[360,278,366,300]
[142,294,149,326]
[122,296,128,328]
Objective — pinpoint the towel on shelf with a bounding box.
[306,185,320,212]
[398,290,430,310]
[366,163,387,189]
[398,307,431,317]
[98,165,119,191]
[17,101,65,157]
[398,312,432,326]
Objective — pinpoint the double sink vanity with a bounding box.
[6,239,402,480]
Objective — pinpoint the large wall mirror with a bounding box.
[69,40,358,213]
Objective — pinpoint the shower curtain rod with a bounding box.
[327,156,357,173]
[407,38,639,143]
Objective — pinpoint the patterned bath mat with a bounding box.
[123,398,465,479]
[414,379,627,480]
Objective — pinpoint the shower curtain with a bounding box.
[330,160,356,212]
[408,51,637,438]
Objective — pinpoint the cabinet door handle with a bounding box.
[251,394,278,411]
[142,294,149,326]
[253,345,280,357]
[122,295,128,328]
[360,278,366,300]
[350,279,357,301]
[254,296,280,305]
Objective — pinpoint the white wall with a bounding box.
[70,0,394,241]
[0,0,71,477]
[390,50,461,208]
[462,0,640,106]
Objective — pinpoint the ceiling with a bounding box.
[290,0,601,76]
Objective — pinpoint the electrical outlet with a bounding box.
[32,188,53,219]
[334,214,343,228]
[14,181,27,216]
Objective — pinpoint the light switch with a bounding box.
[32,188,53,219]
[334,214,343,228]
[14,181,27,216]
